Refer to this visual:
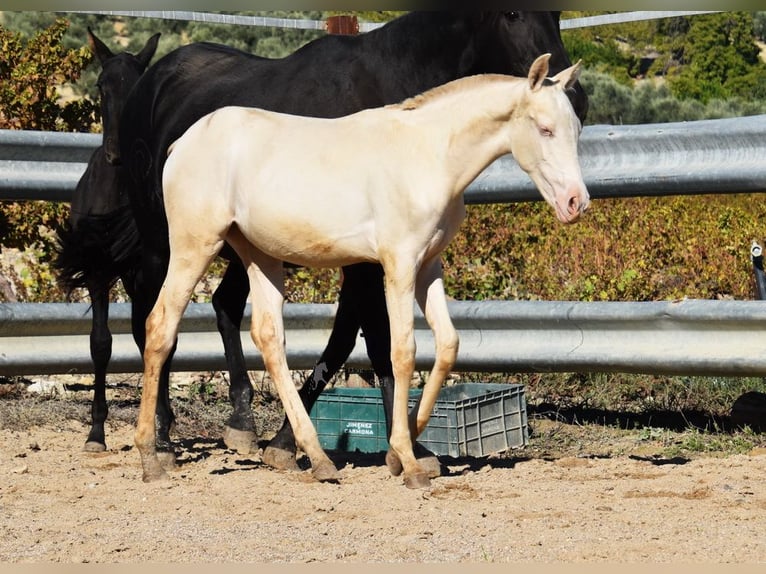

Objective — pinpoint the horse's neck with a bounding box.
[410,77,523,195]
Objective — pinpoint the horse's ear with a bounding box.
[552,59,583,91]
[136,33,161,70]
[528,53,551,92]
[87,27,115,64]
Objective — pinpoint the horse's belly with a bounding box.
[238,217,377,268]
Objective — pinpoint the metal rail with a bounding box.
[2,300,766,377]
[3,114,766,203]
[3,116,766,378]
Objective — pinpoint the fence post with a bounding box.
[325,14,359,35]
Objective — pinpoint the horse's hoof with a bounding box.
[312,461,341,483]
[403,471,431,489]
[142,468,169,483]
[385,449,404,477]
[386,445,442,478]
[83,441,107,453]
[157,449,177,471]
[262,445,301,472]
[223,426,257,454]
[417,455,442,479]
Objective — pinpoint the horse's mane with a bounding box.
[392,74,516,111]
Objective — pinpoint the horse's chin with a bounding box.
[555,206,582,224]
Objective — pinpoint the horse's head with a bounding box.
[510,53,589,224]
[470,12,589,125]
[88,28,160,165]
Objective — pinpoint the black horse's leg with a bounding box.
[212,259,257,453]
[130,259,177,469]
[263,263,441,477]
[83,280,112,452]
[262,268,361,471]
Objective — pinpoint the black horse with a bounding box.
[116,11,589,475]
[54,29,160,451]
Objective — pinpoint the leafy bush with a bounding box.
[0,19,100,302]
[443,194,766,302]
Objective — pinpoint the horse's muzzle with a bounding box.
[559,186,590,224]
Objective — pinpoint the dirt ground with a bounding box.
[1,378,766,564]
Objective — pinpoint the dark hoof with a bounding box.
[262,445,301,472]
[223,426,257,454]
[404,471,431,489]
[83,441,107,453]
[312,461,341,483]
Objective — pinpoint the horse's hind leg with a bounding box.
[226,230,339,482]
[83,280,112,452]
[263,269,360,471]
[212,259,257,454]
[130,253,177,469]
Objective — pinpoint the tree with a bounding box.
[0,18,96,302]
[0,18,97,131]
[666,12,766,103]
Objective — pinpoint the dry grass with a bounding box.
[2,370,764,462]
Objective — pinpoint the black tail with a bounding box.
[54,205,141,296]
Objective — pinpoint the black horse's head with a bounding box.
[88,28,160,165]
[469,12,589,124]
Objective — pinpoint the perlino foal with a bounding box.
[135,53,589,489]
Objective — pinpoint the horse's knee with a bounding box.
[144,306,175,358]
[391,332,415,361]
[436,330,459,369]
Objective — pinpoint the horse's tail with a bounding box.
[53,205,142,296]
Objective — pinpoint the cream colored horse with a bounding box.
[135,53,589,488]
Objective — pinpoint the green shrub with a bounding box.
[443,194,766,302]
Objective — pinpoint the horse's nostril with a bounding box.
[568,196,579,214]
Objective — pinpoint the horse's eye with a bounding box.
[503,12,520,21]
[539,126,553,137]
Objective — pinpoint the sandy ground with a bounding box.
[2,410,766,564]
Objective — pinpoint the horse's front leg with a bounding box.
[413,257,459,436]
[344,263,441,479]
[382,262,430,489]
[83,279,112,452]
[241,253,339,483]
[212,259,257,454]
[135,243,219,482]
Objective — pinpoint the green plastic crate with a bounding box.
[309,383,528,457]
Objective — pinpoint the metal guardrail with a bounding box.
[2,300,766,377]
[3,116,766,378]
[3,114,766,203]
